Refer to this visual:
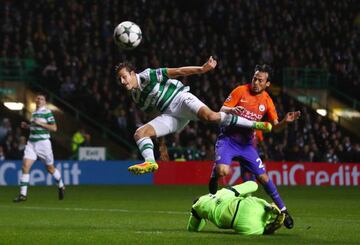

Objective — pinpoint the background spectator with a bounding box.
[71,127,91,155]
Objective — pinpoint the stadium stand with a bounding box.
[1,0,359,162]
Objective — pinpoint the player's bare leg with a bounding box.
[128,124,159,174]
[209,164,231,194]
[197,106,272,133]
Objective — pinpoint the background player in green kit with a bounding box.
[13,93,65,202]
[187,181,285,235]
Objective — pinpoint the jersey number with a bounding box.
[256,158,265,169]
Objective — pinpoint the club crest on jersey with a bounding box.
[259,104,265,112]
[225,95,232,102]
[156,69,163,82]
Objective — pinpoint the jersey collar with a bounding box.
[36,106,47,112]
[135,73,142,91]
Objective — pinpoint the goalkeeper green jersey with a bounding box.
[191,182,275,235]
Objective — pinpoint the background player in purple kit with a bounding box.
[208,65,301,229]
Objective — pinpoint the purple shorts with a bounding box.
[214,135,265,175]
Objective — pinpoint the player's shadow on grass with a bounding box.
[198,230,239,235]
[195,230,296,237]
[142,228,296,237]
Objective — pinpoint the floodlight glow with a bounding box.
[3,102,24,111]
[316,109,327,117]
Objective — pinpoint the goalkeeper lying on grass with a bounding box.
[187,181,285,235]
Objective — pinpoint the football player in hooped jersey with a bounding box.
[13,93,65,202]
[208,64,300,230]
[115,57,272,175]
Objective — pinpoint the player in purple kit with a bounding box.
[208,64,301,229]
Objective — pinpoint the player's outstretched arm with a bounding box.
[167,56,217,78]
[220,105,245,115]
[272,110,301,132]
[187,214,206,232]
[232,181,258,196]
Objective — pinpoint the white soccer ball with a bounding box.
[113,21,142,49]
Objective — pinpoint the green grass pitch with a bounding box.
[0,185,359,245]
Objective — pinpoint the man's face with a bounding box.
[35,95,46,108]
[251,71,270,94]
[117,68,137,90]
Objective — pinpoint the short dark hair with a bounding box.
[254,64,273,81]
[35,91,48,101]
[114,62,136,75]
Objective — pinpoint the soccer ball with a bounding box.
[113,21,142,49]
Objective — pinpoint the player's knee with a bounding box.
[133,128,147,141]
[217,166,231,177]
[134,125,156,141]
[133,130,142,141]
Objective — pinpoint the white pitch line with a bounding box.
[0,205,188,215]
[135,231,163,234]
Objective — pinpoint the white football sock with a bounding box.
[136,137,155,162]
[219,112,254,128]
[20,173,30,196]
[52,169,64,188]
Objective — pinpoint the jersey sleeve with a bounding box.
[149,68,169,84]
[266,98,278,122]
[139,68,151,82]
[223,86,242,107]
[233,181,258,196]
[46,111,56,124]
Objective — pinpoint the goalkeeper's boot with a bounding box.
[128,161,159,175]
[253,122,272,133]
[58,186,65,200]
[282,209,294,229]
[13,194,27,203]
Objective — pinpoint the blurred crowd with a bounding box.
[1,0,359,162]
[0,117,26,160]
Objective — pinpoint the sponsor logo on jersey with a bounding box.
[156,69,163,82]
[238,109,263,121]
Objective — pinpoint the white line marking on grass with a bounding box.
[0,205,188,216]
[135,231,163,234]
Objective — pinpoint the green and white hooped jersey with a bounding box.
[131,68,189,112]
[29,107,55,142]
